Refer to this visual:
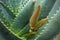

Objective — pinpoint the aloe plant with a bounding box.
[0,0,60,40]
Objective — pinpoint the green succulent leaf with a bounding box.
[0,0,60,40]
